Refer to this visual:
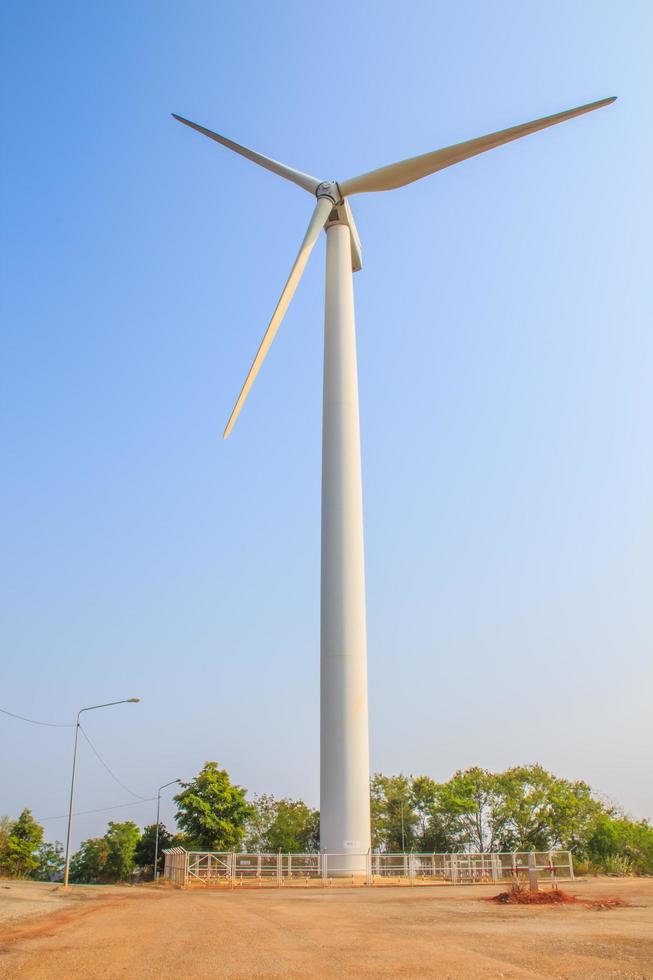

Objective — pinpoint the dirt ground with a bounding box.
[0,876,651,979]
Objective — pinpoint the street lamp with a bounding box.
[63,698,141,889]
[154,779,181,880]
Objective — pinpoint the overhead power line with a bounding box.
[40,797,157,821]
[0,706,73,728]
[78,725,150,802]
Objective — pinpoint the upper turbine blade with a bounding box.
[172,114,322,194]
[223,196,333,439]
[339,97,617,196]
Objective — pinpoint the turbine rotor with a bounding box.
[172,95,616,437]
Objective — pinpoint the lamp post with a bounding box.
[154,779,181,881]
[63,698,141,889]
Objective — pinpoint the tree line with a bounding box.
[2,762,652,882]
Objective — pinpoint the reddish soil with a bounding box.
[489,887,631,908]
[0,876,651,978]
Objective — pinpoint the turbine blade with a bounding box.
[172,114,322,194]
[224,196,333,438]
[339,96,617,196]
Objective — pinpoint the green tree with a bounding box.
[268,800,319,853]
[246,795,319,852]
[174,762,253,851]
[104,821,140,881]
[135,823,173,875]
[583,814,653,875]
[70,837,110,883]
[431,768,508,852]
[0,809,44,878]
[367,765,653,872]
[244,794,276,852]
[32,841,65,881]
[371,774,419,851]
[0,815,11,864]
[70,821,140,883]
[411,776,456,852]
[495,765,601,851]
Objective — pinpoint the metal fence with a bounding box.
[162,848,573,889]
[163,846,189,886]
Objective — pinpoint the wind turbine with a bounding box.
[173,95,615,863]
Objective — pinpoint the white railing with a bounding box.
[162,848,573,888]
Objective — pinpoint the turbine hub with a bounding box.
[315,180,341,205]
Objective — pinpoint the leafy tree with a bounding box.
[0,816,11,862]
[495,765,602,851]
[269,800,319,853]
[619,820,653,875]
[0,816,11,839]
[104,821,140,880]
[32,841,65,881]
[371,774,419,851]
[70,837,110,883]
[70,821,140,883]
[371,766,608,855]
[368,765,648,868]
[410,776,438,840]
[582,814,653,875]
[432,769,508,852]
[411,776,456,852]
[245,794,276,851]
[174,762,253,851]
[0,809,44,877]
[135,823,173,874]
[246,795,319,852]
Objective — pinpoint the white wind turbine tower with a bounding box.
[173,96,615,862]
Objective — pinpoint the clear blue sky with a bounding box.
[1,0,651,848]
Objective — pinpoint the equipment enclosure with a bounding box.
[163,848,573,888]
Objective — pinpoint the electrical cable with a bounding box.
[40,797,158,821]
[78,725,150,801]
[0,705,73,728]
[3,707,158,825]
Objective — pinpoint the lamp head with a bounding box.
[128,698,141,703]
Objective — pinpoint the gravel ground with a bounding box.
[0,876,651,978]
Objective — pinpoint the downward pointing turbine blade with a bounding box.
[172,114,322,194]
[223,196,333,438]
[339,96,617,196]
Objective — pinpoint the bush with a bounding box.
[603,854,634,876]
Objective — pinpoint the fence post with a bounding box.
[527,851,539,893]
[568,850,575,880]
[321,852,328,886]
